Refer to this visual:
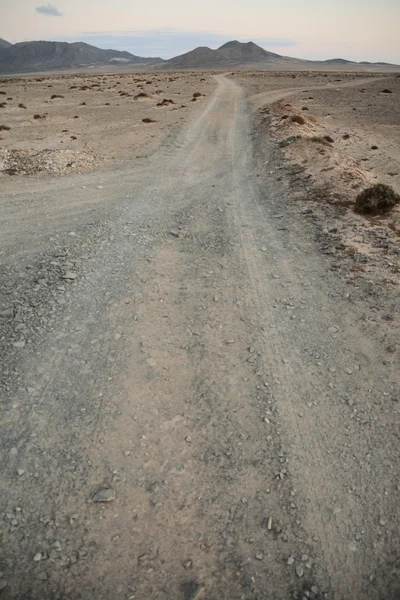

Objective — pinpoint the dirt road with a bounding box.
[1,75,399,600]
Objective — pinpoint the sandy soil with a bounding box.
[0,72,399,600]
[234,71,400,287]
[0,72,214,175]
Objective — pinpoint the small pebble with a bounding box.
[296,565,304,577]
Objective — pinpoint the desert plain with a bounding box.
[0,68,399,600]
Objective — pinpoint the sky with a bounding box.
[1,0,399,63]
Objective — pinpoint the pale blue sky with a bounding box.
[1,0,399,62]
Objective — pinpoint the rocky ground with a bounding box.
[235,70,400,292]
[0,72,399,600]
[0,71,214,175]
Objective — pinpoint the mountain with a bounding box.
[323,58,355,64]
[0,38,397,73]
[164,40,287,69]
[0,40,163,74]
[218,40,281,62]
[166,46,229,69]
[0,38,12,49]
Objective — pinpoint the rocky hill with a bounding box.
[165,40,290,69]
[0,40,163,74]
[0,38,12,49]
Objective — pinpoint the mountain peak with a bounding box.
[0,38,13,49]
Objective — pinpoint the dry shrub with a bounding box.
[310,136,332,147]
[0,124,10,131]
[354,184,400,215]
[142,118,157,123]
[291,115,306,125]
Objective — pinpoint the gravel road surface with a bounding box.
[0,75,399,600]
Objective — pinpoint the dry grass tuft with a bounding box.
[354,184,400,215]
[291,115,306,125]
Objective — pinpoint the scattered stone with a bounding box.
[255,552,264,560]
[296,565,304,577]
[124,451,132,456]
[180,580,200,600]
[311,585,319,595]
[52,541,62,551]
[13,341,25,348]
[301,554,309,562]
[0,580,7,591]
[62,272,77,280]
[33,553,42,562]
[169,230,180,238]
[287,556,295,565]
[17,469,25,476]
[183,559,193,569]
[92,487,115,503]
[35,572,48,581]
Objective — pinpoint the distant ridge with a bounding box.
[323,58,355,64]
[0,40,163,74]
[0,38,12,49]
[0,37,398,73]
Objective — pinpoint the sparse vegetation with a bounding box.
[18,103,27,109]
[291,115,306,125]
[156,98,175,106]
[311,136,333,147]
[134,92,150,100]
[354,184,400,215]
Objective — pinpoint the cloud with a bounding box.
[36,3,63,17]
[61,29,297,59]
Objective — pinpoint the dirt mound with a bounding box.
[0,148,98,176]
[268,100,373,204]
